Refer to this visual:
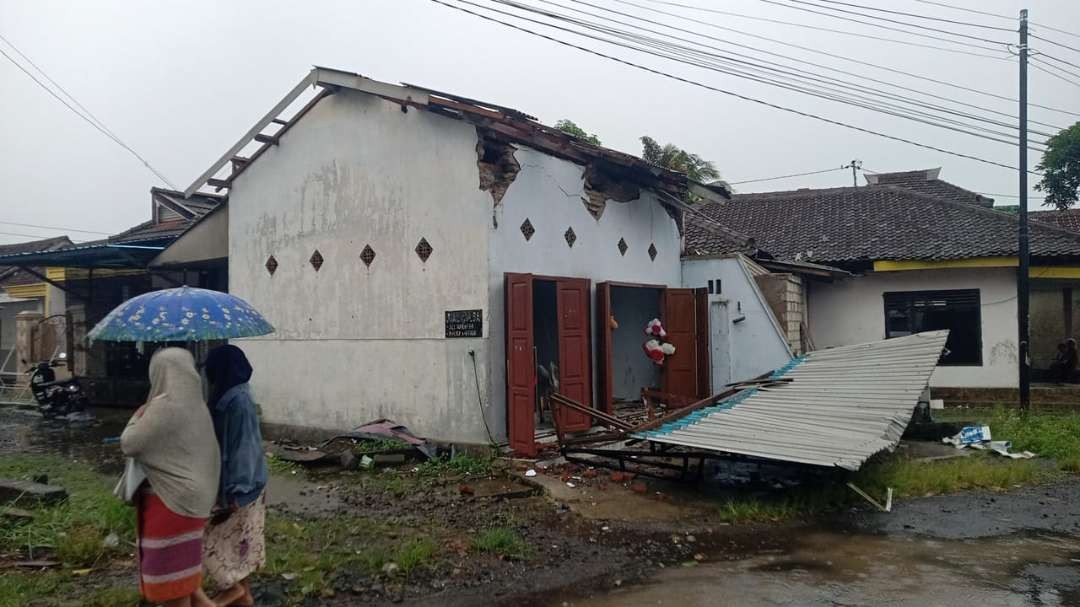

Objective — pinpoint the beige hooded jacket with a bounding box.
[117,348,220,518]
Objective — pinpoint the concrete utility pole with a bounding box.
[1018,8,1031,411]
[843,159,862,186]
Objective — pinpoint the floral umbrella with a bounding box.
[87,286,274,342]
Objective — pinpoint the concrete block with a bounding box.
[0,479,68,505]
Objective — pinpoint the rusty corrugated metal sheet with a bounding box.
[635,330,949,470]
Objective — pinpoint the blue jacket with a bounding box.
[210,383,268,509]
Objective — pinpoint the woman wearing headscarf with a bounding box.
[117,347,220,607]
[202,344,269,607]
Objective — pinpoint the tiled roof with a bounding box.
[0,236,73,287]
[1031,208,1080,233]
[686,185,1080,265]
[865,168,993,206]
[108,219,192,245]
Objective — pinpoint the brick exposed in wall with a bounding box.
[755,272,804,354]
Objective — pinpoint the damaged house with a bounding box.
[175,67,794,454]
[685,168,1080,395]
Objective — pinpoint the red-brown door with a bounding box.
[557,278,593,432]
[662,288,698,398]
[505,273,536,456]
[695,288,711,398]
[595,282,613,414]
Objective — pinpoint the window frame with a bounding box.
[882,289,983,367]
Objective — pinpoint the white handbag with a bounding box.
[114,458,148,503]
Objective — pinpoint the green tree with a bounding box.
[639,136,721,183]
[1037,122,1080,210]
[554,119,602,146]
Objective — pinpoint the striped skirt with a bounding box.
[136,490,207,602]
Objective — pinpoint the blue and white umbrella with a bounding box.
[88,286,274,342]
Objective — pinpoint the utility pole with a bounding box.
[1018,8,1031,411]
[843,159,862,186]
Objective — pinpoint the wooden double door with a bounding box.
[505,274,710,456]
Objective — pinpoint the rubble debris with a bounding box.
[582,164,640,220]
[942,426,1036,459]
[476,133,520,206]
[325,418,436,459]
[0,479,67,505]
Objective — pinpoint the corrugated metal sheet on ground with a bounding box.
[636,330,949,470]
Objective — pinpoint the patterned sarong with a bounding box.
[136,490,207,602]
[203,492,267,591]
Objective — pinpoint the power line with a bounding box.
[503,0,1049,149]
[758,0,1012,46]
[0,36,177,189]
[556,0,1065,133]
[1030,58,1080,89]
[1034,51,1080,73]
[794,0,1012,31]
[1030,55,1080,81]
[634,0,1013,60]
[1029,24,1080,43]
[0,229,87,242]
[0,220,111,235]
[908,0,1011,22]
[730,166,848,185]
[1030,32,1080,56]
[434,0,1034,173]
[609,0,1080,118]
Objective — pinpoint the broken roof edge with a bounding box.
[183,66,731,203]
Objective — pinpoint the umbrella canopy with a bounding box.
[88,286,274,342]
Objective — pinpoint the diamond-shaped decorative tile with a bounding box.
[360,244,376,267]
[309,249,324,272]
[520,218,535,241]
[415,237,433,262]
[617,237,628,256]
[564,226,577,248]
[648,243,658,261]
[265,255,278,276]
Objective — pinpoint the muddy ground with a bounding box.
[2,406,1080,606]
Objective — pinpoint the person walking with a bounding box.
[117,347,220,607]
[202,345,269,607]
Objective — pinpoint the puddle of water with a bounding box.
[568,530,1080,607]
[0,405,130,474]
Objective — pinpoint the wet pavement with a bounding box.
[2,404,1079,606]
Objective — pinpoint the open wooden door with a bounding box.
[505,273,536,456]
[695,288,711,398]
[595,282,613,414]
[556,278,593,432]
[662,288,699,398]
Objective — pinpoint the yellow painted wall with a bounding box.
[873,258,1080,278]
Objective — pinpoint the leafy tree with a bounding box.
[1037,122,1080,210]
[554,119,602,146]
[639,136,721,183]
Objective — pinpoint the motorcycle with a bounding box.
[29,352,90,420]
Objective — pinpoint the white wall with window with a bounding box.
[807,267,1017,388]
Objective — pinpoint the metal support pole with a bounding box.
[1018,8,1031,411]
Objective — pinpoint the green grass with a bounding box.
[416,452,500,480]
[266,453,303,476]
[354,438,409,454]
[262,514,441,604]
[0,571,69,607]
[0,455,134,566]
[471,527,532,560]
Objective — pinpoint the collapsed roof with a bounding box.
[636,330,949,470]
[182,67,732,212]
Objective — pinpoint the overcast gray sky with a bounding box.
[1,0,1078,245]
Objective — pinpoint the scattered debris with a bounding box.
[325,418,436,459]
[525,469,537,477]
[12,560,60,569]
[943,427,1036,459]
[1,506,34,521]
[0,479,67,505]
[847,482,893,513]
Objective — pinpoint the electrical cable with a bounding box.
[633,0,1013,60]
[468,350,498,446]
[1030,59,1080,89]
[980,193,1044,199]
[757,0,1012,46]
[1030,55,1080,81]
[790,0,1013,31]
[1034,51,1080,73]
[0,220,111,235]
[607,0,1079,118]
[1030,32,1080,56]
[433,0,1033,173]
[730,167,848,185]
[0,229,89,242]
[549,0,1064,134]
[908,0,1010,22]
[487,0,1048,150]
[0,42,177,189]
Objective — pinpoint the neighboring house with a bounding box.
[686,168,1080,390]
[0,236,73,381]
[176,67,792,453]
[0,189,223,400]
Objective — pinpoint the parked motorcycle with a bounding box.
[29,353,90,419]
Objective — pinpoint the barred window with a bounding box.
[884,289,982,366]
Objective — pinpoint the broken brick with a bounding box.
[582,469,599,479]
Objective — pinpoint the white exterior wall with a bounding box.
[228,90,493,443]
[682,256,792,386]
[487,147,683,435]
[807,268,1018,388]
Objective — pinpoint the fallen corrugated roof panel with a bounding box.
[635,330,949,470]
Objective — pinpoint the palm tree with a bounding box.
[640,136,721,184]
